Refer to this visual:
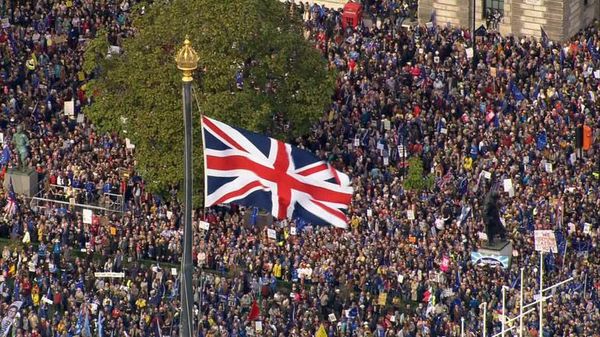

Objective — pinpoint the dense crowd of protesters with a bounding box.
[0,0,600,336]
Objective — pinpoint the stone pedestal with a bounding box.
[4,168,39,197]
[471,241,513,269]
[479,240,513,256]
[243,210,274,227]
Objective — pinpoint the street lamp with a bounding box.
[472,0,477,71]
[175,35,199,337]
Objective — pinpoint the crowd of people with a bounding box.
[0,0,599,336]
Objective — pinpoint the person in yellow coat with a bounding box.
[32,283,40,307]
[315,323,327,337]
[272,261,282,279]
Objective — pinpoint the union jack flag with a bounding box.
[3,178,17,217]
[201,116,353,228]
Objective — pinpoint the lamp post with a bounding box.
[472,0,477,71]
[175,35,199,337]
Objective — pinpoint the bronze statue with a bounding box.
[12,125,29,170]
[484,191,507,244]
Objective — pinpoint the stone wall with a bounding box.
[418,0,600,41]
[509,0,564,40]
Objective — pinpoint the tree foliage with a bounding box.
[83,0,335,197]
[404,157,434,192]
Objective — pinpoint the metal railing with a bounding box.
[30,183,125,214]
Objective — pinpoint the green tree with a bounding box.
[404,157,434,192]
[83,0,334,197]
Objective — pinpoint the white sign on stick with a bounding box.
[125,138,135,150]
[64,100,74,116]
[503,178,513,192]
[94,272,125,278]
[255,321,262,333]
[267,228,277,239]
[82,209,93,224]
[534,230,558,253]
[407,209,415,220]
[199,221,210,231]
[466,47,474,59]
[483,170,492,180]
[584,223,592,235]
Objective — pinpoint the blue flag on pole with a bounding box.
[541,27,549,49]
[0,145,10,166]
[510,81,525,101]
[97,310,104,337]
[587,37,600,62]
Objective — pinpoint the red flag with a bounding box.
[248,300,260,321]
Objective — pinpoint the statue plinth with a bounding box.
[4,168,38,197]
[243,209,274,227]
[471,241,513,269]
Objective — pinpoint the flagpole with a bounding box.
[481,302,487,337]
[519,267,524,337]
[471,0,476,71]
[539,252,544,337]
[501,286,506,337]
[176,36,199,337]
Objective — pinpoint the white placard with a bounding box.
[82,209,93,224]
[77,114,84,123]
[199,221,210,231]
[94,272,125,278]
[255,321,262,333]
[545,163,553,173]
[440,128,448,134]
[478,232,488,241]
[1,18,9,29]
[125,138,135,149]
[466,47,474,59]
[584,223,592,234]
[64,100,75,116]
[354,138,359,147]
[442,289,455,298]
[109,45,121,55]
[503,179,513,193]
[290,227,297,236]
[166,211,173,220]
[329,313,337,322]
[483,170,492,180]
[41,296,53,305]
[383,157,389,166]
[407,209,415,220]
[383,119,391,130]
[534,230,558,253]
[0,133,3,144]
[367,209,373,217]
[568,222,576,234]
[594,70,600,79]
[267,228,277,239]
[171,268,177,276]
